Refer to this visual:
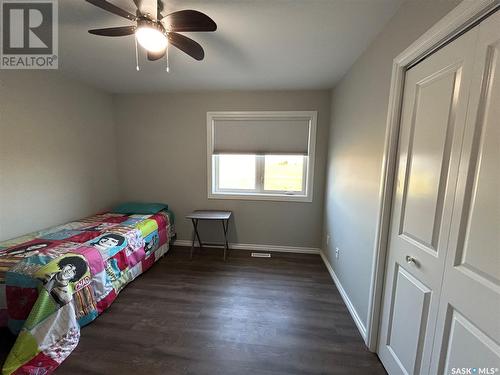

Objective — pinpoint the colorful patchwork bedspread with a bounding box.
[0,209,175,375]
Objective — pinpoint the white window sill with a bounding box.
[208,192,313,203]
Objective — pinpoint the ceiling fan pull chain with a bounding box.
[135,36,140,71]
[166,44,170,73]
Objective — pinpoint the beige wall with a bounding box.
[0,71,120,241]
[113,90,331,248]
[323,0,461,331]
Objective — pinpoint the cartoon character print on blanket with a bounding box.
[89,233,127,259]
[2,253,93,375]
[1,242,50,258]
[0,241,61,329]
[1,240,59,261]
[37,255,90,307]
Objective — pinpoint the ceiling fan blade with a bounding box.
[162,10,217,32]
[168,32,205,61]
[88,26,136,37]
[147,49,166,61]
[85,0,136,21]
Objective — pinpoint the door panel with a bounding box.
[400,66,461,252]
[378,25,479,375]
[441,308,500,374]
[430,11,500,374]
[387,266,431,374]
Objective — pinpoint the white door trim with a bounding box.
[367,0,499,352]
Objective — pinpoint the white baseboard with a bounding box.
[319,250,368,342]
[174,239,320,254]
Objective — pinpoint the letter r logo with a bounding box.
[2,1,53,54]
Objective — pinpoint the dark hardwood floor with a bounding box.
[2,246,386,375]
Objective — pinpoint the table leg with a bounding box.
[193,219,203,250]
[222,219,229,261]
[190,219,196,259]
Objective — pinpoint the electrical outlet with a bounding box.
[326,234,330,246]
[335,247,340,259]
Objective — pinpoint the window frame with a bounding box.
[207,111,317,202]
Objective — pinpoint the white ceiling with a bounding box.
[59,0,403,93]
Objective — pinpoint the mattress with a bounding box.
[0,208,175,375]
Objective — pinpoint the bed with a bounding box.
[0,205,175,375]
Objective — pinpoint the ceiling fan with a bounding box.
[85,0,216,67]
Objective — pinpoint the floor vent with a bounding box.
[251,252,271,258]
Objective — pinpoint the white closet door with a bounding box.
[377,26,479,375]
[430,11,500,374]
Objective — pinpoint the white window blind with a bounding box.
[212,116,311,155]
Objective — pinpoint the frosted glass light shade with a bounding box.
[136,26,167,53]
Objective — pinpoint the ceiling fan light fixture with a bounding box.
[135,19,168,53]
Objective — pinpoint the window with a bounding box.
[207,111,317,202]
[214,154,306,195]
[217,154,256,190]
[263,154,305,192]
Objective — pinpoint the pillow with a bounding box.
[111,202,168,215]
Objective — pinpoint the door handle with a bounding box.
[406,255,418,267]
